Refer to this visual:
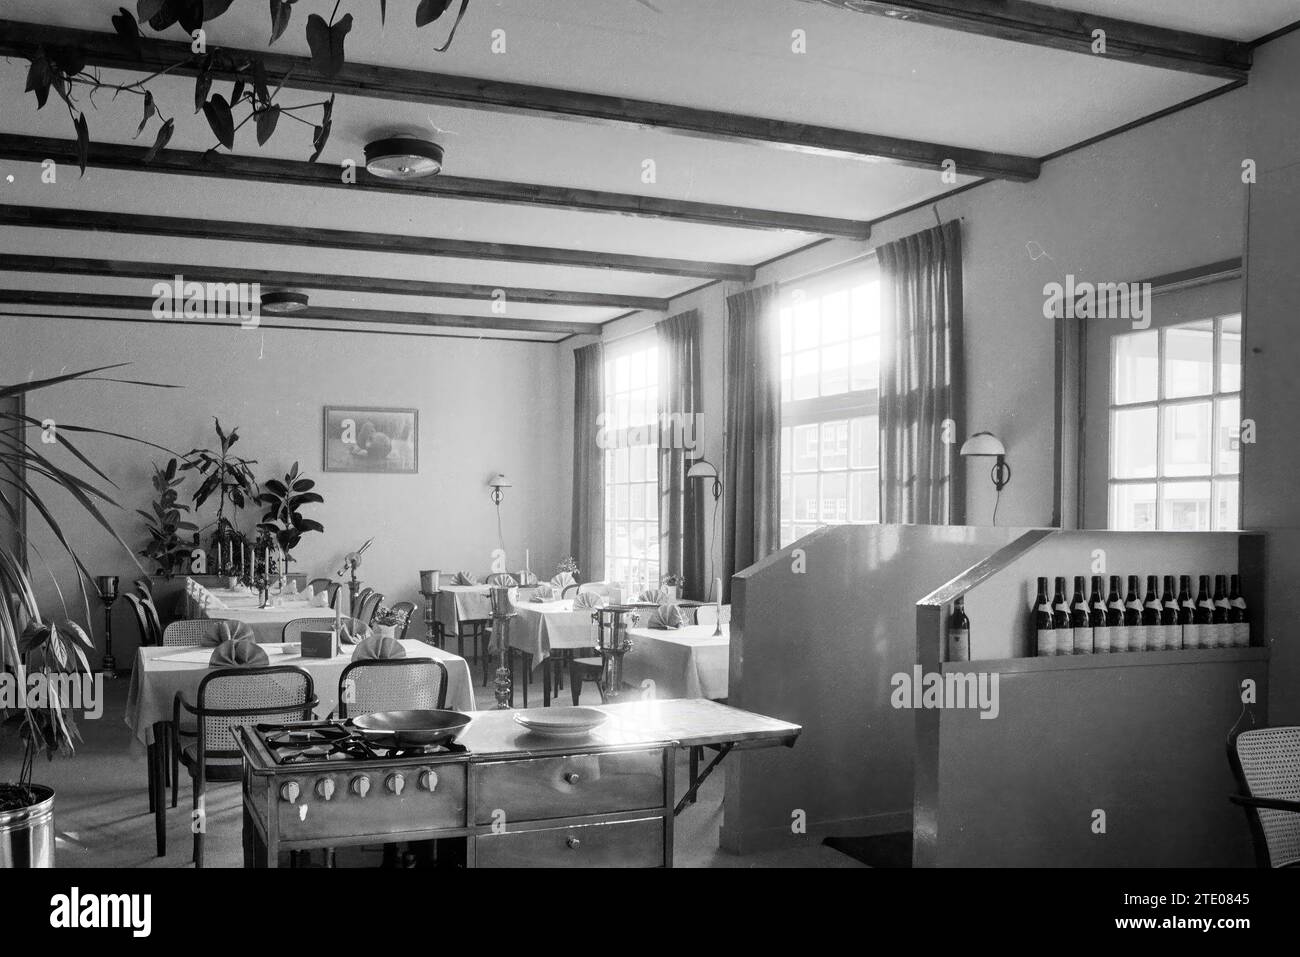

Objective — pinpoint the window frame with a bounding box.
[602,334,661,588]
[1107,314,1241,531]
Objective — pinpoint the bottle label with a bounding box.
[1215,598,1231,609]
[1037,603,1051,614]
[1092,627,1112,653]
[1145,600,1162,611]
[1184,623,1203,649]
[1130,625,1149,652]
[1198,600,1215,610]
[1036,629,1057,657]
[1055,602,1070,613]
[1092,601,1107,612]
[1232,622,1251,648]
[1111,625,1131,652]
[1163,601,1179,611]
[1230,597,1248,609]
[1126,600,1144,612]
[1147,626,1168,652]
[947,628,969,662]
[1108,600,1125,611]
[1072,628,1093,654]
[1181,600,1195,610]
[1073,601,1089,612]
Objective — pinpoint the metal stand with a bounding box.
[591,605,639,703]
[421,590,441,648]
[95,575,119,676]
[490,586,516,710]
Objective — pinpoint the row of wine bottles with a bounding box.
[1030,573,1249,657]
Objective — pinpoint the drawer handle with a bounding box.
[563,772,581,786]
[566,836,581,849]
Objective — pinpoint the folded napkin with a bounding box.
[518,570,539,586]
[351,633,407,660]
[638,588,671,604]
[310,589,331,607]
[452,571,479,586]
[550,572,576,590]
[486,573,519,587]
[202,620,257,647]
[337,619,371,645]
[531,583,555,601]
[572,591,607,610]
[208,638,269,668]
[647,603,686,630]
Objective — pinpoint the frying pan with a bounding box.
[348,709,473,748]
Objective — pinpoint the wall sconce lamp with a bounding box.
[488,473,512,506]
[686,459,722,501]
[960,431,1011,524]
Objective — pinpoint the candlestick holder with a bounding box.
[489,585,517,709]
[591,604,639,703]
[94,575,119,676]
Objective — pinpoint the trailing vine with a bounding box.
[20,0,470,175]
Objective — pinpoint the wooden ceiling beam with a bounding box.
[797,1,1250,80]
[0,204,753,282]
[0,133,870,240]
[0,290,595,336]
[0,19,1038,181]
[0,253,666,312]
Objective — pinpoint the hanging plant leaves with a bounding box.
[174,0,206,34]
[74,112,90,176]
[416,0,453,28]
[137,0,165,21]
[203,94,235,149]
[305,12,352,77]
[255,105,281,146]
[24,51,53,109]
[134,91,156,138]
[203,0,236,20]
[231,77,245,108]
[142,117,174,162]
[269,0,294,45]
[252,56,270,106]
[112,7,143,58]
[309,93,334,162]
[50,45,87,76]
[193,53,213,113]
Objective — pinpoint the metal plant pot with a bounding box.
[0,785,55,868]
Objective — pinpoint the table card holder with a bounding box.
[300,629,338,659]
[590,604,640,703]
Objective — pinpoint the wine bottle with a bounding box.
[1102,574,1123,654]
[1052,576,1070,656]
[1193,575,1213,649]
[947,596,970,662]
[1177,574,1194,649]
[1122,575,1142,653]
[1032,576,1053,657]
[1229,574,1250,648]
[1089,576,1106,627]
[1212,574,1230,648]
[1138,574,1160,652]
[1160,575,1179,651]
[1068,575,1090,655]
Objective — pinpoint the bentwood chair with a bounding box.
[357,591,384,627]
[351,586,374,617]
[387,601,417,639]
[327,581,343,610]
[337,658,449,718]
[174,666,317,867]
[1228,725,1300,867]
[162,618,236,647]
[282,616,366,643]
[308,577,331,595]
[123,593,160,648]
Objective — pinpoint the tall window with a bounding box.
[1109,315,1241,530]
[779,272,882,548]
[604,339,661,587]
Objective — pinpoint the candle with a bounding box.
[525,548,530,574]
[713,577,722,604]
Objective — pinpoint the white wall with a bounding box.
[2,318,570,655]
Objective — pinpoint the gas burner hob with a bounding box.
[254,720,469,766]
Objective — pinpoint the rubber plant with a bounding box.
[18,1,471,173]
[180,417,257,552]
[254,460,325,570]
[137,457,198,578]
[1,365,173,814]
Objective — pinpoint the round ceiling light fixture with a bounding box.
[260,291,310,314]
[364,136,445,179]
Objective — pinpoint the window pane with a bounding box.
[614,485,629,520]
[821,345,849,396]
[629,483,644,521]
[780,474,792,522]
[1164,322,1214,398]
[1162,401,1212,477]
[779,309,792,354]
[1214,480,1239,531]
[850,337,880,392]
[850,282,880,338]
[629,353,645,389]
[793,350,819,400]
[820,472,848,522]
[781,427,792,474]
[780,523,793,549]
[1220,315,1241,393]
[1114,331,1158,404]
[629,444,646,482]
[1111,407,1157,479]
[780,355,791,402]
[822,291,850,343]
[612,447,629,483]
[643,483,658,522]
[793,424,819,471]
[793,298,820,350]
[849,470,879,522]
[821,420,849,470]
[614,354,630,391]
[1110,483,1157,531]
[1216,396,1240,476]
[1161,481,1212,531]
[630,523,646,560]
[850,415,879,469]
[793,475,818,522]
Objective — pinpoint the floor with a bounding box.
[33,671,862,868]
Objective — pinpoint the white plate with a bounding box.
[512,707,607,737]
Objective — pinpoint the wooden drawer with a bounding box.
[475,816,665,868]
[473,748,665,824]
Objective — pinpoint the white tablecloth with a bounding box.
[124,638,475,746]
[186,579,339,643]
[622,625,730,701]
[509,600,599,665]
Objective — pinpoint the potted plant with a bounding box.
[1,365,170,867]
[661,573,685,602]
[254,461,325,575]
[181,418,257,558]
[372,605,408,640]
[137,457,198,579]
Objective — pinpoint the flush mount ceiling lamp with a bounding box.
[364,136,445,179]
[260,291,309,314]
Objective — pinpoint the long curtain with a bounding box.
[877,220,965,525]
[721,285,781,601]
[656,309,706,600]
[570,342,605,582]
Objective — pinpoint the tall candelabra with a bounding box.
[490,585,516,709]
[94,575,119,675]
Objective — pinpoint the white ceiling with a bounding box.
[0,0,1289,342]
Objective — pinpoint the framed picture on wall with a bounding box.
[323,406,418,473]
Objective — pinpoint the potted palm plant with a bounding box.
[137,457,197,579]
[181,418,257,559]
[1,365,171,867]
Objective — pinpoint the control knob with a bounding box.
[418,770,439,792]
[386,773,406,796]
[315,778,336,801]
[350,774,371,798]
[279,781,300,804]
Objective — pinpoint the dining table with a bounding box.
[125,637,475,857]
[506,599,602,707]
[621,624,730,702]
[186,579,342,643]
